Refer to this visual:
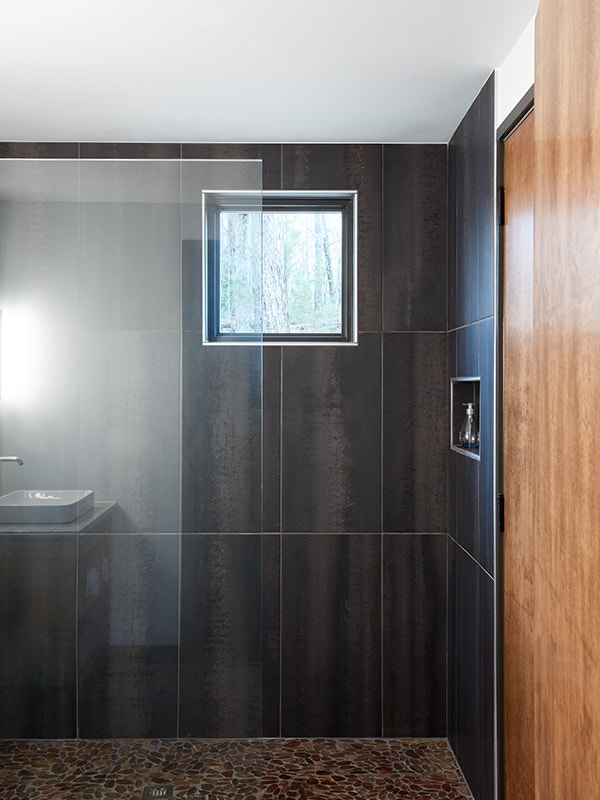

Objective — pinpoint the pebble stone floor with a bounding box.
[0,738,474,800]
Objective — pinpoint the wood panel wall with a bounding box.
[533,0,600,795]
[503,110,535,800]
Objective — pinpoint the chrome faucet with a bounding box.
[0,456,24,465]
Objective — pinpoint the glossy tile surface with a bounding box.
[383,333,447,532]
[262,348,281,533]
[452,106,479,329]
[476,75,495,322]
[383,534,447,737]
[78,331,180,533]
[0,535,76,738]
[448,542,495,800]
[383,145,448,332]
[282,144,382,332]
[78,535,179,738]
[182,335,262,533]
[281,535,381,736]
[180,535,265,737]
[281,334,381,533]
[0,738,473,800]
[477,316,495,577]
[455,322,479,379]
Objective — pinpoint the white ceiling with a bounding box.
[0,0,538,144]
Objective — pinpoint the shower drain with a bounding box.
[141,785,174,799]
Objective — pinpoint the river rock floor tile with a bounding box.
[0,738,473,799]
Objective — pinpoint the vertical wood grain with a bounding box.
[534,0,600,795]
[503,109,535,800]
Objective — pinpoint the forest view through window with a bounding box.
[203,191,356,344]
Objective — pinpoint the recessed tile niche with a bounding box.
[450,377,480,460]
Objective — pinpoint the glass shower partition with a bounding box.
[0,157,264,738]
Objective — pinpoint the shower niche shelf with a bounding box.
[450,377,480,460]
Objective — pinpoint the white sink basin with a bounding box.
[0,489,94,524]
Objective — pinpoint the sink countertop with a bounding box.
[0,501,116,535]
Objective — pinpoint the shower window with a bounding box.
[203,190,357,345]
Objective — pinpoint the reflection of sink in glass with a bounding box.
[0,489,94,523]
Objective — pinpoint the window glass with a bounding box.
[204,191,356,345]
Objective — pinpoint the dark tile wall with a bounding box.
[0,141,450,742]
[0,535,77,738]
[179,142,449,738]
[78,534,179,738]
[281,534,381,737]
[383,534,447,737]
[447,72,497,800]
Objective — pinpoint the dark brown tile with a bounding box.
[0,535,76,738]
[179,535,264,737]
[383,145,448,332]
[282,144,382,332]
[0,142,78,158]
[261,533,281,737]
[281,534,381,737]
[262,347,282,532]
[449,543,495,800]
[79,142,181,159]
[478,316,495,576]
[383,534,447,736]
[281,334,381,533]
[383,333,448,532]
[77,535,179,738]
[182,334,262,532]
[182,143,282,190]
[477,74,496,321]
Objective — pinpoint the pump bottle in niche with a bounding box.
[458,402,478,448]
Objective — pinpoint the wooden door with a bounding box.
[503,109,535,800]
[533,0,600,795]
[504,0,600,796]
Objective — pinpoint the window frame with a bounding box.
[202,189,358,345]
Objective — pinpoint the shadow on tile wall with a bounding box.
[447,73,497,800]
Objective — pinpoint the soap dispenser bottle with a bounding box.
[458,402,478,448]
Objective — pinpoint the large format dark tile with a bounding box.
[182,143,282,191]
[383,534,447,737]
[0,535,76,738]
[281,334,381,533]
[477,74,496,321]
[180,534,266,737]
[78,331,180,533]
[281,534,381,737]
[182,334,262,533]
[0,142,79,158]
[456,321,479,378]
[282,144,382,332]
[478,316,495,576]
[182,238,203,332]
[261,533,281,737]
[449,541,495,800]
[454,450,480,562]
[453,106,479,328]
[383,332,447,532]
[78,534,179,738]
[262,347,281,533]
[383,145,448,332]
[447,139,457,330]
[78,163,181,332]
[79,143,180,159]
